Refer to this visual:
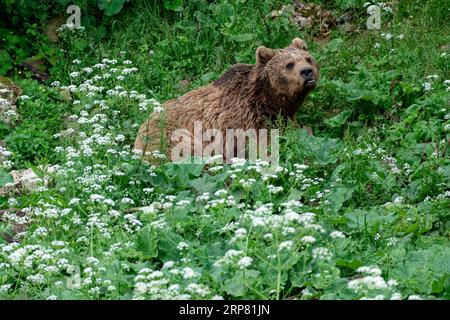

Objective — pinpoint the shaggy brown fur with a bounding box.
[134,38,319,161]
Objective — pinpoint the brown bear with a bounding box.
[134,38,319,163]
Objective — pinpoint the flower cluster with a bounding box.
[133,263,219,300]
[347,265,405,300]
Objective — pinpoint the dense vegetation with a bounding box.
[0,0,449,300]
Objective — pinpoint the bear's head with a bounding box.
[256,38,319,100]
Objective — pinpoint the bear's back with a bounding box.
[213,64,253,88]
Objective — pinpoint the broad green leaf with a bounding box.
[223,270,259,297]
[326,187,355,213]
[163,0,183,11]
[313,139,340,165]
[336,258,362,270]
[0,50,13,75]
[194,10,210,24]
[224,274,245,297]
[287,189,303,201]
[326,38,344,52]
[325,110,353,128]
[431,277,445,294]
[189,173,226,193]
[136,225,158,259]
[0,170,14,187]
[98,0,126,16]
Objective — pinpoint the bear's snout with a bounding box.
[300,67,317,87]
[300,67,314,79]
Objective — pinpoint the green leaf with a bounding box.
[189,173,226,193]
[326,186,354,213]
[431,277,445,294]
[201,71,216,83]
[163,0,183,11]
[136,225,158,259]
[224,270,259,297]
[325,110,353,128]
[194,10,211,24]
[0,169,14,187]
[326,38,344,52]
[336,258,362,270]
[98,0,126,16]
[290,255,312,288]
[0,50,13,75]
[391,245,450,295]
[405,223,419,234]
[158,231,185,261]
[224,274,245,297]
[287,189,303,201]
[313,138,340,165]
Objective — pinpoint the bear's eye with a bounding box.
[286,62,295,69]
[306,57,313,64]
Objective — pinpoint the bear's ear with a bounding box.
[256,46,275,65]
[291,38,308,50]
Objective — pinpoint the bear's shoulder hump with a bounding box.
[213,64,253,87]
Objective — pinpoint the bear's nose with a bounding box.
[300,68,314,79]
